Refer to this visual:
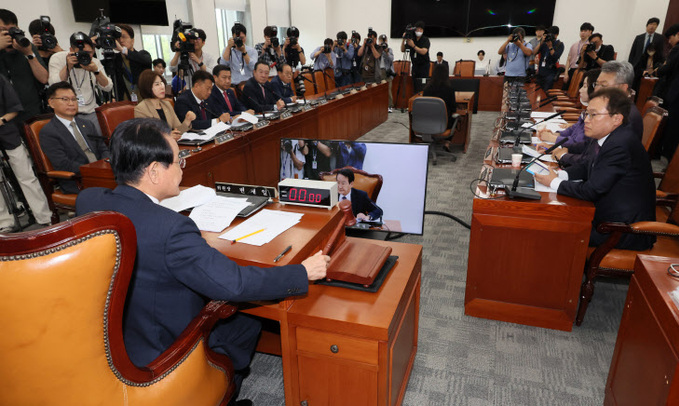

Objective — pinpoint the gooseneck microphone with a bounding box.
[512,110,565,152]
[506,137,568,200]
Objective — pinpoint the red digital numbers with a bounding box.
[288,187,322,204]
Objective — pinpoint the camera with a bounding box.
[38,16,57,50]
[585,43,596,53]
[232,21,245,48]
[283,139,293,153]
[89,10,121,52]
[511,34,521,43]
[171,19,198,54]
[8,27,30,48]
[72,32,92,67]
[323,44,332,53]
[543,32,554,43]
[403,24,416,41]
[271,36,279,48]
[381,42,388,50]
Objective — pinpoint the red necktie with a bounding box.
[223,90,234,112]
[199,101,207,120]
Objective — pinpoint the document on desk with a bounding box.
[219,209,304,246]
[533,177,558,193]
[232,112,259,125]
[532,136,555,145]
[189,196,250,232]
[521,145,556,162]
[179,121,230,141]
[160,185,216,212]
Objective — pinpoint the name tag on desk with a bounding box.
[254,120,270,129]
[302,104,314,111]
[280,111,293,119]
[215,132,234,144]
[319,99,328,105]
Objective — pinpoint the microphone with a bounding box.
[512,110,565,152]
[537,95,558,108]
[238,84,267,114]
[506,137,568,200]
[202,101,222,119]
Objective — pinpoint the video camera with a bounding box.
[88,9,121,56]
[7,27,30,48]
[403,24,416,41]
[37,16,57,50]
[72,32,92,67]
[171,19,198,54]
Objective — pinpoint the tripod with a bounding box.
[0,149,35,231]
[394,49,410,112]
[178,52,195,91]
[100,49,123,102]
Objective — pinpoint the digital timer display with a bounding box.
[279,186,332,206]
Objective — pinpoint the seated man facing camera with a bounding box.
[76,118,330,406]
[336,168,383,221]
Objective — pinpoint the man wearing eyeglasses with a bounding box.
[535,87,655,250]
[39,81,109,194]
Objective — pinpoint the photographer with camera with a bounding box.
[401,21,430,94]
[220,22,256,86]
[578,33,615,71]
[378,34,395,110]
[99,24,151,101]
[255,25,285,76]
[28,16,63,66]
[170,28,216,77]
[0,9,49,125]
[48,32,112,137]
[497,27,533,83]
[333,31,354,87]
[357,28,383,83]
[283,26,306,71]
[527,25,546,74]
[534,26,564,91]
[312,38,336,72]
[349,31,362,84]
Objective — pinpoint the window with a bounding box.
[142,34,174,66]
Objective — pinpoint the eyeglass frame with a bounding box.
[50,96,79,104]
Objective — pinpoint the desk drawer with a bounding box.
[296,327,378,365]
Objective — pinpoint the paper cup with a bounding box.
[511,153,523,168]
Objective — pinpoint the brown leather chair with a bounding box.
[547,69,583,100]
[393,60,411,76]
[96,101,136,144]
[641,105,668,153]
[313,70,327,95]
[23,113,78,224]
[640,95,663,116]
[319,166,383,203]
[300,70,316,97]
[323,67,337,91]
[0,211,237,405]
[453,60,476,77]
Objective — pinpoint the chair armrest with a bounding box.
[653,171,665,179]
[47,170,77,180]
[597,221,679,236]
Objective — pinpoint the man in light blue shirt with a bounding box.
[312,38,336,72]
[219,22,257,85]
[498,27,533,83]
[333,31,354,87]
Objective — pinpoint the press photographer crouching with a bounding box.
[48,32,113,137]
[401,21,430,94]
[497,27,533,83]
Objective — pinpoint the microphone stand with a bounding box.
[511,110,565,152]
[506,137,568,200]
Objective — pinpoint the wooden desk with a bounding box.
[203,204,422,406]
[79,83,389,190]
[464,84,596,331]
[605,255,679,405]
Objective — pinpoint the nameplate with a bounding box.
[319,99,328,105]
[335,93,344,99]
[178,149,191,159]
[215,182,278,200]
[215,132,234,145]
[350,89,358,95]
[280,110,293,119]
[254,120,270,129]
[302,104,314,111]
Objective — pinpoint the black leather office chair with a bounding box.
[411,97,459,165]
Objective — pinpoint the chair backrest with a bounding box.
[96,101,136,144]
[0,211,233,405]
[22,113,55,175]
[300,70,316,97]
[411,96,448,135]
[566,69,585,99]
[393,60,411,75]
[323,67,337,90]
[454,60,476,77]
[641,105,668,152]
[313,70,327,95]
[319,166,384,202]
[641,96,663,116]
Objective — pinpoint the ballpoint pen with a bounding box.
[273,245,292,262]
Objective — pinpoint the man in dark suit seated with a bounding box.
[268,63,297,104]
[208,65,252,116]
[39,82,109,194]
[174,70,231,130]
[240,61,285,112]
[535,88,656,250]
[76,118,330,406]
[335,168,383,221]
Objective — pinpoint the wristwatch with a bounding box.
[26,53,35,60]
[198,62,204,67]
[242,51,247,56]
[93,70,101,75]
[1,117,7,125]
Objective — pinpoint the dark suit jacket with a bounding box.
[269,76,295,103]
[657,45,679,105]
[628,32,665,67]
[76,185,308,368]
[435,60,449,72]
[558,125,656,250]
[345,188,383,220]
[581,44,615,70]
[207,85,247,116]
[174,90,217,130]
[39,115,110,194]
[240,77,279,112]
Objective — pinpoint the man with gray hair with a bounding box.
[594,60,643,138]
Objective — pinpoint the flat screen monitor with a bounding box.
[279,139,429,235]
[390,0,556,38]
[71,0,169,26]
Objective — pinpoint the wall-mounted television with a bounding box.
[71,0,169,26]
[390,0,556,38]
[279,139,430,235]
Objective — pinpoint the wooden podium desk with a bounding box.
[465,84,595,331]
[203,203,422,406]
[79,83,389,190]
[605,255,679,405]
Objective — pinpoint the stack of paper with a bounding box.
[179,121,231,142]
[219,209,304,246]
[189,196,250,232]
[160,185,216,212]
[521,145,556,163]
[232,112,258,125]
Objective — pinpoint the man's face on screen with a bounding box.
[336,174,352,196]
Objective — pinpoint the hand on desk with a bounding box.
[356,213,371,221]
[534,170,558,187]
[302,250,331,280]
[170,129,182,139]
[537,128,558,143]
